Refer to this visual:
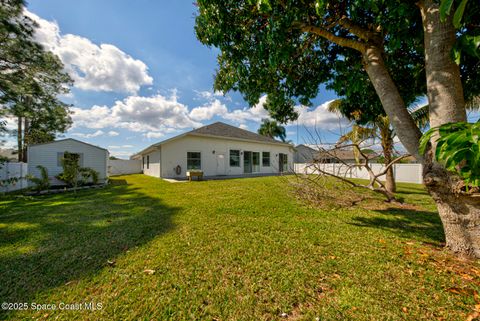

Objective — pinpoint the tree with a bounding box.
[327,99,397,193]
[195,0,480,257]
[0,0,73,161]
[258,118,287,142]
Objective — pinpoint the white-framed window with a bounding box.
[146,155,150,169]
[229,150,240,167]
[187,152,201,170]
[262,152,270,167]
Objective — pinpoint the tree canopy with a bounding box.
[0,0,73,158]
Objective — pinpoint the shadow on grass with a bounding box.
[351,207,445,243]
[0,178,179,315]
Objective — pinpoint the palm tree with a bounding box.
[410,96,479,129]
[327,99,397,193]
[258,119,287,142]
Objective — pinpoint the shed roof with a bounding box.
[28,138,108,152]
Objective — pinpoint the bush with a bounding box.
[27,165,50,191]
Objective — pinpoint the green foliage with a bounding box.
[195,0,428,124]
[57,151,81,188]
[257,118,287,142]
[57,151,100,187]
[0,0,73,160]
[79,167,99,185]
[419,122,480,188]
[26,165,50,191]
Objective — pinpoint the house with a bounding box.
[315,148,379,163]
[131,122,294,179]
[294,144,318,163]
[27,138,109,185]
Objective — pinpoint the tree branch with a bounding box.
[295,23,367,53]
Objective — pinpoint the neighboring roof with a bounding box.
[134,122,292,157]
[295,144,318,152]
[316,148,379,161]
[28,138,108,152]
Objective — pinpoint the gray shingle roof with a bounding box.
[189,122,287,144]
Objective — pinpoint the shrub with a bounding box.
[27,165,50,191]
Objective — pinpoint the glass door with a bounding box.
[252,152,260,172]
[244,151,252,173]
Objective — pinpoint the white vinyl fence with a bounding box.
[0,162,28,193]
[294,163,423,184]
[108,159,142,176]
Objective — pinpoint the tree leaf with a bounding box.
[453,0,468,28]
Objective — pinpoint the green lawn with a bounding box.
[1,174,479,320]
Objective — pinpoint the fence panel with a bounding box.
[108,159,142,176]
[294,162,423,184]
[0,162,28,193]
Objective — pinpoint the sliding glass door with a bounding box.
[243,151,260,173]
[244,151,252,173]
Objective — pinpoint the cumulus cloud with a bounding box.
[108,145,134,149]
[189,99,228,121]
[70,93,202,138]
[70,130,119,138]
[293,100,347,129]
[222,95,270,124]
[25,10,153,93]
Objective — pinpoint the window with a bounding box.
[187,152,201,170]
[252,152,260,172]
[142,156,145,169]
[146,155,150,169]
[229,150,240,167]
[262,152,270,167]
[57,152,83,167]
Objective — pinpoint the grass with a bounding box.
[0,174,479,320]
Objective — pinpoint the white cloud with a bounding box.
[112,94,201,131]
[222,95,270,124]
[189,99,228,121]
[108,145,134,149]
[70,129,119,138]
[143,132,165,139]
[70,93,202,138]
[71,130,105,138]
[293,100,347,129]
[239,124,249,130]
[25,10,153,94]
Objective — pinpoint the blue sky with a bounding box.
[15,0,345,158]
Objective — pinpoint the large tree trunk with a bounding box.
[424,156,480,258]
[362,46,423,161]
[419,0,479,258]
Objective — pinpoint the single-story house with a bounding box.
[315,148,379,163]
[131,122,294,179]
[294,144,318,163]
[28,138,109,185]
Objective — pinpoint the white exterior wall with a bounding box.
[142,149,161,177]
[108,159,142,176]
[27,139,108,184]
[159,135,293,179]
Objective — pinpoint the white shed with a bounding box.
[27,138,109,185]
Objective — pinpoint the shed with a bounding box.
[27,138,109,185]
